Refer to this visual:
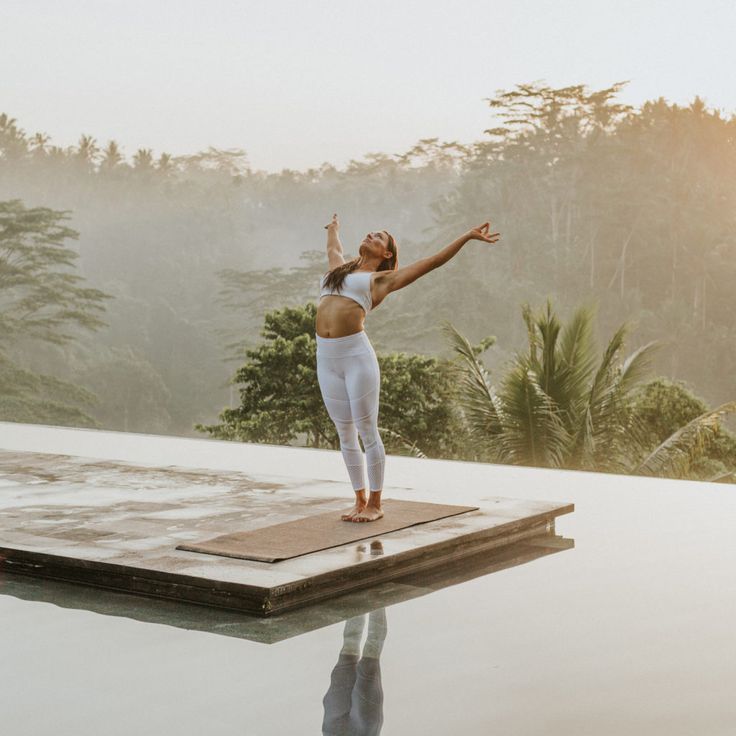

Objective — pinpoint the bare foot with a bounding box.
[341,501,367,521]
[352,505,384,522]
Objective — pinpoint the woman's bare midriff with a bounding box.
[315,296,366,338]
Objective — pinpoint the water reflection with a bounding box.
[0,533,572,643]
[322,609,387,736]
[322,539,387,735]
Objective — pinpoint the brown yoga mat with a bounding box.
[175,499,479,562]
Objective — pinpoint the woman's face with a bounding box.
[360,230,391,259]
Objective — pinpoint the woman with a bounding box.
[316,213,500,523]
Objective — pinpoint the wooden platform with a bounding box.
[0,450,575,617]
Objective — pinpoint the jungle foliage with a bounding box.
[2,80,734,481]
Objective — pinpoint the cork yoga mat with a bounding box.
[175,499,479,562]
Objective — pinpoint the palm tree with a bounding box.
[100,140,124,170]
[29,132,51,158]
[75,134,99,169]
[156,152,175,174]
[133,148,154,170]
[443,299,735,479]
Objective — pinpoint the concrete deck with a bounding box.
[0,444,574,617]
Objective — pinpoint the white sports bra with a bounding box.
[319,271,374,313]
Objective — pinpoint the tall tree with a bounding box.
[0,199,114,425]
[196,302,467,457]
[0,199,112,349]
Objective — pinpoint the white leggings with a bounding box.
[316,330,385,493]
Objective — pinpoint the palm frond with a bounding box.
[537,298,562,391]
[618,340,661,395]
[569,321,630,460]
[520,303,541,367]
[557,304,598,394]
[554,304,599,433]
[378,426,427,459]
[588,321,630,407]
[633,401,736,477]
[496,359,570,466]
[440,321,504,441]
[586,339,662,470]
[707,470,736,484]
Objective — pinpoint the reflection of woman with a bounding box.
[316,213,500,524]
[322,608,388,736]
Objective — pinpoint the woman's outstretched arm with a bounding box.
[324,213,346,270]
[383,222,500,294]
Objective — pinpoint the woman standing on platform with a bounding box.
[316,213,500,523]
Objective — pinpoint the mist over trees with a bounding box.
[1,80,734,439]
[0,200,110,424]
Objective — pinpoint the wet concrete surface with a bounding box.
[0,449,573,616]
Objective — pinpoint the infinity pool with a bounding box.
[1,423,734,735]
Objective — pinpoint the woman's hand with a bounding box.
[465,222,500,244]
[324,213,339,232]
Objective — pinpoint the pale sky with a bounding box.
[2,0,735,173]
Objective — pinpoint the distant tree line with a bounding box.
[1,80,734,451]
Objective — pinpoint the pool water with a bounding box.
[1,424,735,735]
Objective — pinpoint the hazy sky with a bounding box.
[3,0,735,173]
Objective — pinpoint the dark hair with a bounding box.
[323,230,399,293]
